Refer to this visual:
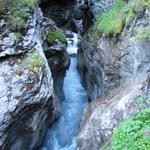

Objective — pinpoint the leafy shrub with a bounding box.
[47,29,67,45]
[111,109,150,150]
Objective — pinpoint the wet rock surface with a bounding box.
[41,0,95,34]
[41,0,76,6]
[78,9,150,101]
[40,1,76,31]
[0,8,56,150]
[92,0,115,16]
[1,0,150,150]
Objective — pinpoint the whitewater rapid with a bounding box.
[41,33,88,150]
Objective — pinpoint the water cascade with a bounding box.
[42,33,88,150]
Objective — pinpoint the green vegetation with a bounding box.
[93,0,150,37]
[47,29,67,45]
[94,0,125,36]
[137,95,149,106]
[111,109,150,150]
[135,27,150,41]
[15,67,22,76]
[15,51,47,75]
[0,0,38,30]
[25,51,46,71]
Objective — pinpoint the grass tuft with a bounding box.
[94,0,125,37]
[25,51,46,71]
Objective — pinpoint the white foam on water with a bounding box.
[66,33,79,55]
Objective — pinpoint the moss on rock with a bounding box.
[135,27,150,41]
[47,29,67,45]
[94,0,125,36]
[93,0,150,37]
[0,0,38,30]
[24,51,46,72]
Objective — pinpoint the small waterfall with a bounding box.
[66,33,78,55]
[42,33,88,150]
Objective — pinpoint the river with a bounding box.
[42,33,88,150]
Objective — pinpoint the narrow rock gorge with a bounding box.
[0,0,150,150]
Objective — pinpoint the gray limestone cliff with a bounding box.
[77,1,150,149]
[0,6,69,149]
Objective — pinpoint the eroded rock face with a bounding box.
[0,8,56,150]
[77,78,150,150]
[92,0,115,16]
[77,7,150,150]
[78,9,150,101]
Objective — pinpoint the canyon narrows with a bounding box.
[0,0,150,150]
[42,33,88,150]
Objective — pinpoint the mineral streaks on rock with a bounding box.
[0,8,55,150]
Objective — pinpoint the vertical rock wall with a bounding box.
[77,1,150,150]
[0,7,62,150]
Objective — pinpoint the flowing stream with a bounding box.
[42,33,88,150]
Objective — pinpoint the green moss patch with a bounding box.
[94,0,125,36]
[47,29,67,45]
[93,0,150,37]
[0,0,38,30]
[137,95,150,106]
[111,109,150,150]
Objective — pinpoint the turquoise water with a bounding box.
[42,33,88,150]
